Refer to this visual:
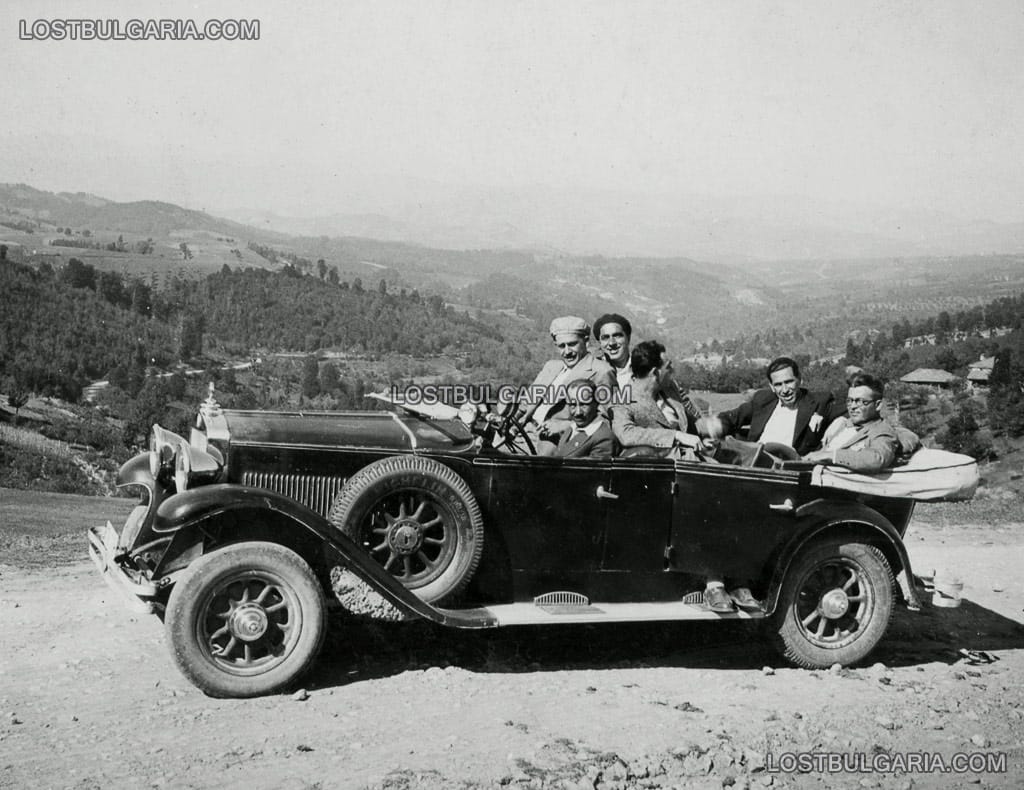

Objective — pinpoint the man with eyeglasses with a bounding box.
[803,372,900,473]
[521,315,615,455]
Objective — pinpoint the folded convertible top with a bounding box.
[811,448,979,502]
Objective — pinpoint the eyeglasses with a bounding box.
[846,398,879,408]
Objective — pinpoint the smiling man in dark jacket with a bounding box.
[701,356,841,455]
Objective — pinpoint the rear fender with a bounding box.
[763,499,921,613]
[149,484,445,623]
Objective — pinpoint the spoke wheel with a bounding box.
[165,542,326,698]
[366,490,459,587]
[329,456,484,605]
[772,539,893,669]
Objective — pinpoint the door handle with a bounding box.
[769,498,795,513]
[596,485,619,500]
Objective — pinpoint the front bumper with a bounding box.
[88,521,160,614]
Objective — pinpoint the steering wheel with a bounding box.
[759,442,801,469]
[490,397,537,455]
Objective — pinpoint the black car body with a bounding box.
[89,391,925,697]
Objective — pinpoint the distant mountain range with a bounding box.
[4,181,1023,356]
[0,183,274,241]
[220,183,1024,262]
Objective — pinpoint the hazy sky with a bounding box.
[3,0,1024,222]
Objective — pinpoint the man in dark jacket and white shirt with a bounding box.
[700,356,841,455]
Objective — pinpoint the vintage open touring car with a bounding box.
[88,388,976,698]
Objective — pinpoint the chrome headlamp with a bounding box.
[149,425,187,482]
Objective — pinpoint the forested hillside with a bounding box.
[0,257,547,404]
[0,259,176,400]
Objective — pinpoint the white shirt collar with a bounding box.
[572,416,606,437]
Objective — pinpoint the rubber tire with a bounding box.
[328,455,483,605]
[165,542,327,698]
[771,539,894,669]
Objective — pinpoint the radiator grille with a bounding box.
[242,472,348,518]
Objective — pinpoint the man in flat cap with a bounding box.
[521,315,615,455]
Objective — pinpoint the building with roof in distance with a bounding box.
[966,355,996,392]
[900,368,960,390]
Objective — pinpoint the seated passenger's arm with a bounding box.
[832,434,898,474]
[716,398,755,437]
[611,405,676,448]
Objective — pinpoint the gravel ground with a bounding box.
[0,511,1022,789]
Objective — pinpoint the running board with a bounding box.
[476,600,765,626]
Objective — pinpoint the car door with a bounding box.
[474,454,612,573]
[601,456,676,571]
[670,459,806,580]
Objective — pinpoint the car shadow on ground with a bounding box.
[875,595,1024,667]
[305,595,1024,690]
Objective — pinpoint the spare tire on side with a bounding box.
[328,455,484,606]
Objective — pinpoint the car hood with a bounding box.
[219,409,475,451]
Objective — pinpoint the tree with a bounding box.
[179,242,193,261]
[179,312,205,361]
[934,346,959,373]
[987,348,1024,438]
[844,337,862,366]
[130,280,152,316]
[317,258,327,280]
[5,386,30,423]
[940,400,993,460]
[98,270,126,306]
[61,257,97,290]
[301,356,320,399]
[319,361,340,394]
[0,244,7,261]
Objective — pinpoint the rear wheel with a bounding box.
[328,456,484,605]
[165,542,326,698]
[772,539,894,668]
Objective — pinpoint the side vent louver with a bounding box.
[534,591,590,607]
[242,472,348,518]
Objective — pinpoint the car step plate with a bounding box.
[483,600,765,626]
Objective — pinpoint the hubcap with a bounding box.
[388,521,423,555]
[229,602,270,642]
[819,588,850,619]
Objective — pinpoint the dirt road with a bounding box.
[2,513,1023,789]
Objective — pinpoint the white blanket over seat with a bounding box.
[810,448,979,502]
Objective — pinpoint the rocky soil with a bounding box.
[1,513,1023,790]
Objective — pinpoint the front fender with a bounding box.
[150,484,447,623]
[763,499,921,613]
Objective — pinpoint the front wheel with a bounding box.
[165,542,327,698]
[771,539,894,669]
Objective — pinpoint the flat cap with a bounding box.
[549,315,590,338]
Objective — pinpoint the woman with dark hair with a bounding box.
[611,340,702,456]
